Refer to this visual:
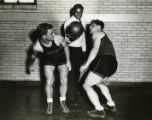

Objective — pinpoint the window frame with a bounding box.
[0,0,37,5]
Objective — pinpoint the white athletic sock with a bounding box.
[107,101,115,106]
[47,98,53,103]
[95,106,104,111]
[85,86,104,111]
[60,97,66,101]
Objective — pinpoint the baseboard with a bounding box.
[0,80,152,88]
[110,82,152,88]
[0,80,41,87]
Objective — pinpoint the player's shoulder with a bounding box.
[64,17,73,25]
[93,31,105,36]
[33,39,42,51]
[92,31,105,39]
[55,34,64,40]
[33,39,40,47]
[65,16,75,22]
[64,16,77,26]
[54,34,64,43]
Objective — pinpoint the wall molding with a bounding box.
[0,80,152,86]
[0,13,152,22]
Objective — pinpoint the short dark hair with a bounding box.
[37,23,53,38]
[71,4,84,15]
[91,19,105,29]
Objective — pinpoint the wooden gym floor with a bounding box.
[0,82,152,120]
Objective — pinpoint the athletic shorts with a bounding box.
[90,55,118,78]
[41,49,67,66]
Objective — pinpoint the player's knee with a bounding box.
[46,78,54,86]
[83,82,90,90]
[97,84,109,91]
[60,77,68,86]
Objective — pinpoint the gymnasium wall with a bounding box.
[0,0,152,82]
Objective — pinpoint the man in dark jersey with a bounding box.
[27,23,71,114]
[80,20,118,118]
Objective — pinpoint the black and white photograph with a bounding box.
[0,0,152,120]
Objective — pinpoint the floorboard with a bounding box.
[0,83,152,120]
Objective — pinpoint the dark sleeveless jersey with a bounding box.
[39,40,63,56]
[97,34,116,57]
[39,39,66,65]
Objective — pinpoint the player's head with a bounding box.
[37,23,54,41]
[89,20,104,33]
[72,4,84,20]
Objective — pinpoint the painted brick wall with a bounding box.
[105,22,152,82]
[0,0,152,14]
[0,0,152,82]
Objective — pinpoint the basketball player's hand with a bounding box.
[65,36,71,44]
[80,64,88,73]
[79,64,88,81]
[66,61,72,71]
[27,65,34,74]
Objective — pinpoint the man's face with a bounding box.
[44,29,54,41]
[89,23,98,33]
[74,8,83,20]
